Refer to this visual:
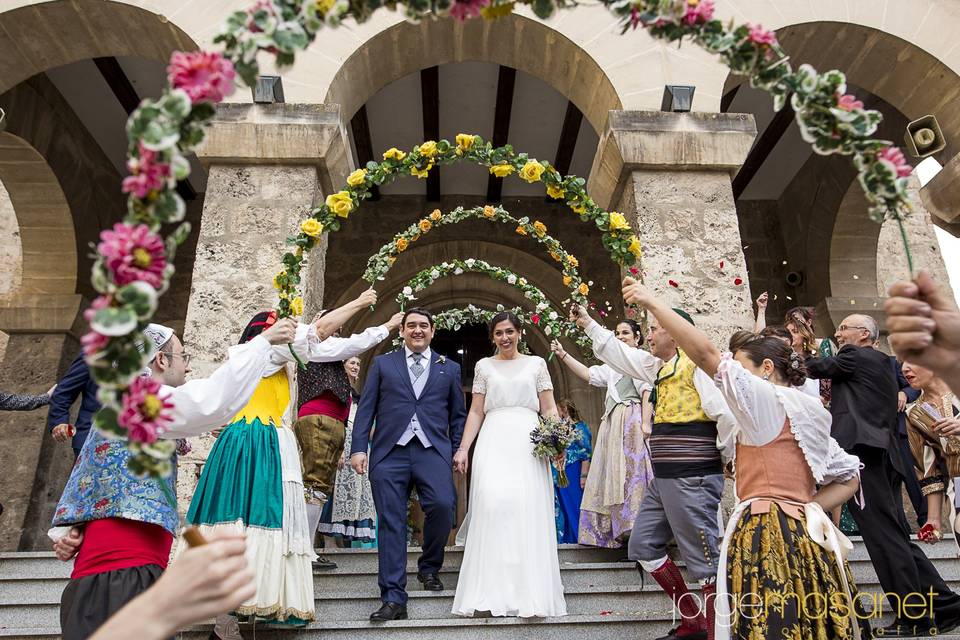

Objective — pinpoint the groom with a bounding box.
[350,307,467,622]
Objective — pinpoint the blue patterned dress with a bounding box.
[553,421,593,543]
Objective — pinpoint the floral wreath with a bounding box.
[88,0,919,477]
[364,204,596,305]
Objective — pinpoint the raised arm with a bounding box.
[753,291,768,333]
[622,277,721,377]
[550,340,592,383]
[313,288,378,340]
[572,306,661,384]
[0,389,51,412]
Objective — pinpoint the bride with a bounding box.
[451,312,567,618]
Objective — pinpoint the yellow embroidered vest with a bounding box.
[653,350,710,424]
[231,370,290,427]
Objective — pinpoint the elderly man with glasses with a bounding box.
[807,314,960,638]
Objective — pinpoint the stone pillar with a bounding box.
[0,293,83,550]
[178,104,351,507]
[588,111,758,345]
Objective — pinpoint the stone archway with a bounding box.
[323,12,621,133]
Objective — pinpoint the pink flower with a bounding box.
[98,223,167,288]
[836,93,864,111]
[683,0,714,25]
[167,50,236,104]
[734,277,744,286]
[629,266,640,276]
[747,23,777,46]
[83,296,112,323]
[531,313,541,325]
[81,330,110,357]
[877,146,913,178]
[668,279,679,288]
[118,376,174,444]
[449,0,488,21]
[122,144,171,200]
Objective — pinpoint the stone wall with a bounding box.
[0,181,20,297]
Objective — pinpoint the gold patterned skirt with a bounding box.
[725,503,872,640]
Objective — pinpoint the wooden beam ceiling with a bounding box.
[552,100,583,177]
[732,98,795,200]
[485,65,517,203]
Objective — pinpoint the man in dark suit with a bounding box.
[807,314,960,637]
[350,308,467,622]
[46,351,100,459]
[889,355,926,525]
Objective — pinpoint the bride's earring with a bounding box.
[762,371,770,381]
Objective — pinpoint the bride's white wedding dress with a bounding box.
[452,354,567,618]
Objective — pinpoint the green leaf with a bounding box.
[91,306,138,337]
[115,281,159,319]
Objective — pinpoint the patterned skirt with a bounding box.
[725,503,872,639]
[578,402,652,547]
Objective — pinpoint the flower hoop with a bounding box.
[97,0,921,477]
[364,204,593,304]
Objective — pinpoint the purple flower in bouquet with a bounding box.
[98,222,167,289]
[167,50,236,104]
[118,376,174,444]
[530,415,578,487]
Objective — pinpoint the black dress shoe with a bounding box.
[370,602,408,622]
[417,572,444,591]
[312,555,337,570]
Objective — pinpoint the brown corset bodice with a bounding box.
[735,418,816,518]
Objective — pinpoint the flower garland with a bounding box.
[364,204,594,304]
[97,0,921,477]
[278,134,639,312]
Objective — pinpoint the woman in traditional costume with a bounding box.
[187,290,393,630]
[623,279,869,640]
[550,319,653,548]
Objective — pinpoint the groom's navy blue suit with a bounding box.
[352,348,467,605]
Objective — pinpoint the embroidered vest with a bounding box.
[653,350,711,424]
[604,373,644,415]
[52,429,179,534]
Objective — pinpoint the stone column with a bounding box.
[178,104,351,507]
[588,111,758,346]
[0,293,83,550]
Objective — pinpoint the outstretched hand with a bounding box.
[622,276,655,308]
[453,449,469,474]
[356,288,378,308]
[550,340,566,359]
[384,311,404,332]
[260,317,297,345]
[886,271,960,388]
[569,304,590,329]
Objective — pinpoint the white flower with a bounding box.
[507,274,517,285]
[402,286,413,296]
[537,302,548,312]
[545,325,553,336]
[454,268,464,275]
[465,259,476,268]
[549,311,558,320]
[524,291,534,299]
[518,278,527,286]
[431,269,441,279]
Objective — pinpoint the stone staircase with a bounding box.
[1,538,959,639]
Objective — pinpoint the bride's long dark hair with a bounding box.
[488,311,523,355]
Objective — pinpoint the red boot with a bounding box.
[702,581,716,640]
[649,559,707,640]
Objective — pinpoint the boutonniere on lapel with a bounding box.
[435,355,446,365]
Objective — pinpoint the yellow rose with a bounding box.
[419,219,433,232]
[532,221,547,237]
[411,163,432,179]
[290,297,304,316]
[273,272,285,290]
[483,205,496,218]
[396,237,409,252]
[388,256,397,264]
[456,133,476,153]
[419,141,438,158]
[429,209,442,222]
[519,160,545,183]
[300,218,323,238]
[383,147,407,161]
[411,233,421,242]
[489,164,515,178]
[563,275,573,286]
[315,0,335,13]
[628,235,642,258]
[578,283,590,296]
[567,255,579,268]
[325,191,353,218]
[515,226,527,236]
[480,0,514,18]
[346,168,367,187]
[546,184,565,200]
[518,277,527,286]
[608,211,631,232]
[572,203,586,214]
[549,251,561,262]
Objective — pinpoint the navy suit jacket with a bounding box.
[351,349,467,471]
[46,352,100,452]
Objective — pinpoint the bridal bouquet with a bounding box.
[530,415,578,487]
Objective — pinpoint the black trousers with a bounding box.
[60,564,164,640]
[898,434,928,525]
[848,445,960,627]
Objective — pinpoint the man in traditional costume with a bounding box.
[185,289,400,637]
[51,318,298,640]
[574,301,735,640]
